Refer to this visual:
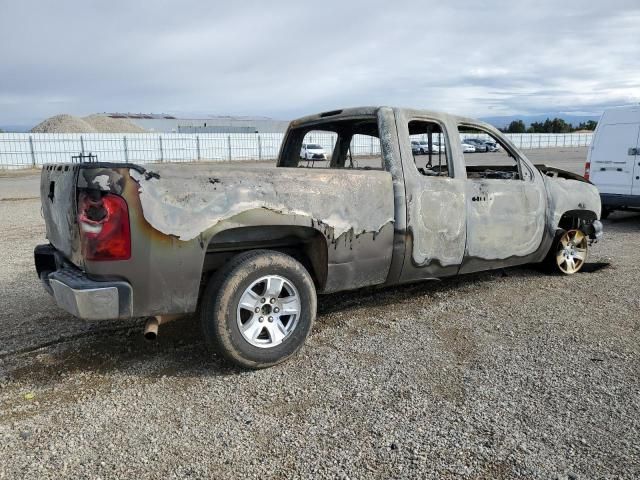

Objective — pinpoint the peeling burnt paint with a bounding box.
[40,165,79,261]
[129,164,395,242]
[78,168,125,195]
[464,177,546,260]
[92,174,111,190]
[411,180,466,266]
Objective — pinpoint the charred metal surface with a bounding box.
[128,164,395,300]
[543,174,602,230]
[40,165,81,262]
[77,167,126,195]
[37,106,603,321]
[83,170,207,316]
[535,165,592,183]
[394,109,467,281]
[376,107,408,286]
[130,164,394,242]
[74,163,394,314]
[463,177,546,261]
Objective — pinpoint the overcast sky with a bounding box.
[1,0,639,127]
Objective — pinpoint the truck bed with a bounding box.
[38,161,396,318]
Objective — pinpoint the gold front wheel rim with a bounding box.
[556,229,588,274]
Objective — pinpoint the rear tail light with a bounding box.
[584,162,591,181]
[78,192,131,261]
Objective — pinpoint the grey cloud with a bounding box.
[0,0,639,127]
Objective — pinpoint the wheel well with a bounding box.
[201,225,328,291]
[557,209,598,231]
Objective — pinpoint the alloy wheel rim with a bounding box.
[236,275,301,348]
[556,229,587,274]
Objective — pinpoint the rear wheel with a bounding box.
[200,250,316,369]
[547,229,588,275]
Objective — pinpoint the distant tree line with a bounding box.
[501,118,597,134]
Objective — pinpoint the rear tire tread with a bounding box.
[200,249,316,369]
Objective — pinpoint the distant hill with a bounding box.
[30,114,147,133]
[481,113,601,129]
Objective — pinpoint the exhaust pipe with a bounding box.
[144,317,159,340]
[143,314,182,340]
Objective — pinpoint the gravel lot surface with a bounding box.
[1,147,638,479]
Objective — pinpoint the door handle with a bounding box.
[629,147,639,155]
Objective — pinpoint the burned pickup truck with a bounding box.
[35,107,603,368]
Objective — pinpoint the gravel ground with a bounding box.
[0,149,639,479]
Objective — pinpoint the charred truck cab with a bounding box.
[35,107,603,368]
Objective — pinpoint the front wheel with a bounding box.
[546,229,588,275]
[200,250,317,369]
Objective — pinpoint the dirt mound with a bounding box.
[31,114,146,133]
[83,115,146,133]
[30,114,96,133]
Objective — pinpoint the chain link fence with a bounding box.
[0,132,593,169]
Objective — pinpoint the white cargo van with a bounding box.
[586,105,640,217]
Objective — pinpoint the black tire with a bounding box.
[601,207,611,220]
[200,249,317,369]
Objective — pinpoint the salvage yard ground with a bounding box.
[0,147,638,478]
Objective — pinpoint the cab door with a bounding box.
[456,123,546,273]
[394,111,468,282]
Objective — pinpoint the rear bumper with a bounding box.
[35,244,133,320]
[601,193,640,209]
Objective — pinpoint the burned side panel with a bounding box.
[544,176,602,228]
[73,167,205,316]
[129,164,394,242]
[412,179,466,266]
[464,179,546,260]
[392,109,468,281]
[77,164,395,315]
[323,222,395,292]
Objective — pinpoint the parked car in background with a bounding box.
[461,142,476,153]
[412,140,444,154]
[300,143,327,161]
[462,138,489,152]
[586,105,640,218]
[422,140,445,153]
[484,139,500,152]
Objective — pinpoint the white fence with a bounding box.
[0,132,593,169]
